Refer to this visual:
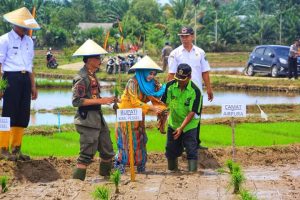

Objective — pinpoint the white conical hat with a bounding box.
[73,39,108,56]
[128,56,162,73]
[3,7,40,30]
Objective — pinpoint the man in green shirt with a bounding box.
[161,63,202,172]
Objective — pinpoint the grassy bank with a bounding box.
[22,122,300,157]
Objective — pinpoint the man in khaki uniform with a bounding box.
[72,39,116,181]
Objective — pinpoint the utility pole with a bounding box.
[193,0,200,45]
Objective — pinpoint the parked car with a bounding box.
[246,45,300,77]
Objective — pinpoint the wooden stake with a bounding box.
[127,121,135,181]
[231,117,235,161]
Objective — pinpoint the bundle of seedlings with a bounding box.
[92,186,110,200]
[1,176,8,193]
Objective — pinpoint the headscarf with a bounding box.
[135,69,166,97]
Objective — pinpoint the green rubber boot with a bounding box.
[73,168,87,181]
[188,160,198,172]
[167,158,178,171]
[99,161,112,177]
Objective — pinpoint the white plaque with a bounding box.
[0,117,10,131]
[221,104,246,118]
[117,108,142,122]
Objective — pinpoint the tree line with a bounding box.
[1,0,300,53]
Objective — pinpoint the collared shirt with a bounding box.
[161,79,202,132]
[168,45,210,92]
[289,44,298,58]
[0,29,34,73]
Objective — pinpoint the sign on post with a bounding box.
[117,108,143,122]
[221,104,246,161]
[116,108,142,182]
[0,117,10,131]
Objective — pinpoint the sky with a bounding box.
[157,0,170,5]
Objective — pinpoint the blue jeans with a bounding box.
[165,126,198,160]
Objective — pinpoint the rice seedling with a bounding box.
[1,176,8,193]
[0,79,8,92]
[110,169,121,193]
[92,186,110,200]
[240,190,258,200]
[230,163,245,194]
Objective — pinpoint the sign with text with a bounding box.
[222,104,246,118]
[0,117,10,131]
[117,108,143,122]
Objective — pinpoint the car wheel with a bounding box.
[271,65,279,77]
[247,64,255,76]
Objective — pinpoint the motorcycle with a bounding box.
[127,54,136,67]
[46,54,58,69]
[106,57,116,74]
[117,55,129,73]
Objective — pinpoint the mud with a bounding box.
[1,145,300,199]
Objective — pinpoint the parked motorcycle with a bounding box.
[46,54,58,69]
[127,54,136,67]
[106,57,116,74]
[117,55,129,73]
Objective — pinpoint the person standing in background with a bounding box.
[161,42,173,72]
[167,26,213,150]
[0,7,40,161]
[288,39,300,80]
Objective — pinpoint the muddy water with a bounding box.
[28,88,300,110]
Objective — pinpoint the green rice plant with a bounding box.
[240,190,258,200]
[110,169,121,193]
[226,159,234,174]
[230,163,245,194]
[92,186,110,200]
[0,79,8,92]
[1,176,8,193]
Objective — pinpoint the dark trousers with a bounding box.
[165,127,198,160]
[2,72,31,127]
[288,57,298,79]
[197,97,204,145]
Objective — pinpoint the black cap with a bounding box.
[178,27,194,35]
[175,63,192,81]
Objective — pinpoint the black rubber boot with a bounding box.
[73,168,87,181]
[167,158,178,171]
[99,161,112,177]
[12,146,30,161]
[0,147,17,161]
[188,160,198,172]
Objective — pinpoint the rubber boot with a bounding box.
[0,147,17,161]
[11,127,30,161]
[12,146,30,161]
[167,158,178,171]
[99,161,112,177]
[0,131,16,161]
[188,160,198,172]
[73,168,87,181]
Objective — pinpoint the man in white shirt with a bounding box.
[167,26,213,150]
[0,7,40,161]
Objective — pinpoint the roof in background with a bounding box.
[78,22,113,31]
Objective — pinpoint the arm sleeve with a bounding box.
[72,77,86,107]
[190,87,202,115]
[126,79,150,114]
[200,53,211,73]
[0,36,8,65]
[168,51,178,73]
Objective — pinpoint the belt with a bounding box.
[4,70,29,74]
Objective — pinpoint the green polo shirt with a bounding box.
[161,80,202,132]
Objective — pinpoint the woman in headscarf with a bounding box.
[114,56,167,173]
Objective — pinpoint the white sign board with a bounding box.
[117,108,143,122]
[222,104,246,118]
[0,117,10,131]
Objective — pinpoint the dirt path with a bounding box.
[1,145,300,200]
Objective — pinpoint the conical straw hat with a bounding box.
[3,7,40,30]
[128,56,162,73]
[73,39,108,56]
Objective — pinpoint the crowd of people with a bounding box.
[0,7,215,180]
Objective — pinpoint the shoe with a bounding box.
[12,146,30,161]
[167,158,178,171]
[73,168,87,181]
[188,160,198,172]
[99,161,112,176]
[198,145,208,150]
[0,148,17,161]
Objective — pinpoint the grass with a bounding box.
[21,122,300,157]
[91,186,110,200]
[110,170,121,193]
[240,190,258,200]
[1,176,8,193]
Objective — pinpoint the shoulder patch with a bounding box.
[76,84,86,98]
